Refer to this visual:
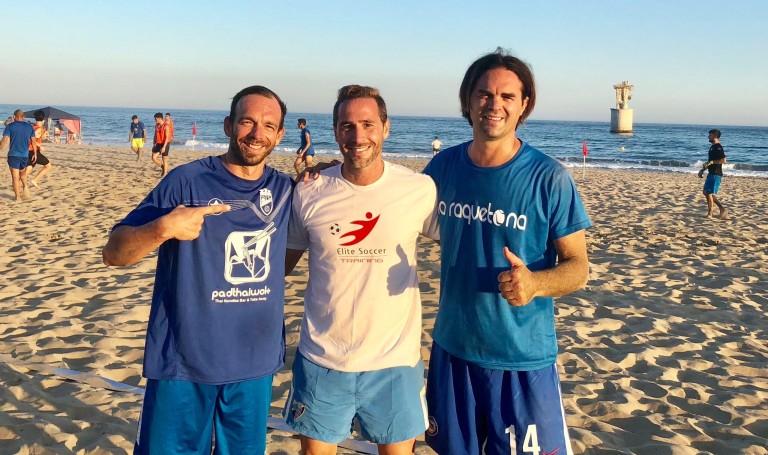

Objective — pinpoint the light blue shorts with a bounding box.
[284,352,428,444]
[704,174,722,195]
[135,376,272,455]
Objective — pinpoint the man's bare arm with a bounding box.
[103,204,230,266]
[498,230,589,306]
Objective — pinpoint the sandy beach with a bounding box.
[1,144,766,454]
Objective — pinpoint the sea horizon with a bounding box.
[4,104,767,178]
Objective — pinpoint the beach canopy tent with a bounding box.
[23,106,81,137]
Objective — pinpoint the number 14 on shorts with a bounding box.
[505,424,546,455]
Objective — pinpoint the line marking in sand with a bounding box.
[0,354,378,454]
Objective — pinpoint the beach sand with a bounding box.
[1,144,766,454]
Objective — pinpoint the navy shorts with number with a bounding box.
[425,342,573,455]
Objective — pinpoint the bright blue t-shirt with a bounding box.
[115,156,294,384]
[3,121,35,157]
[423,141,591,371]
[300,128,315,156]
[130,121,146,139]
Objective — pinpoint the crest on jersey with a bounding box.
[259,189,273,215]
[427,416,438,436]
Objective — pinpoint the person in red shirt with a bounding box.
[151,112,171,177]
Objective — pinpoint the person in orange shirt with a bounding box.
[26,110,53,187]
[151,112,171,177]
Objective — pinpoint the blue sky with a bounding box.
[3,1,767,126]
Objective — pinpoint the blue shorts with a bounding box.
[284,352,428,444]
[704,174,721,195]
[7,155,29,170]
[425,342,572,455]
[135,376,273,455]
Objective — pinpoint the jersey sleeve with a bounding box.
[286,188,310,251]
[113,175,184,231]
[420,178,440,241]
[713,144,726,160]
[548,167,592,240]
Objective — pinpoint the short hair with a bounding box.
[333,85,387,127]
[154,112,163,120]
[709,129,721,139]
[229,85,287,130]
[459,48,536,128]
[34,110,45,122]
[131,115,138,120]
[298,118,307,126]
[13,109,24,119]
[165,113,171,117]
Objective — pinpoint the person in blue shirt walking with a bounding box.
[1,109,37,201]
[103,85,293,454]
[423,49,592,455]
[293,117,316,175]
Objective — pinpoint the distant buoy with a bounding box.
[620,146,625,152]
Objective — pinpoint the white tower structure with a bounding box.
[610,81,634,133]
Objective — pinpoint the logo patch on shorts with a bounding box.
[426,416,438,436]
[290,401,306,421]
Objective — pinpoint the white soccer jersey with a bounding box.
[288,162,438,372]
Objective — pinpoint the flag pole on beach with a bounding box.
[192,121,197,150]
[582,139,588,178]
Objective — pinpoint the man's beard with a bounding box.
[229,137,272,166]
[342,143,381,170]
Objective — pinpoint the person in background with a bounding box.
[284,85,438,454]
[129,115,147,161]
[4,117,12,127]
[697,129,728,219]
[103,85,293,454]
[26,110,53,187]
[423,49,591,455]
[53,121,63,143]
[151,112,171,177]
[431,136,443,155]
[0,109,36,201]
[165,112,175,147]
[293,118,316,175]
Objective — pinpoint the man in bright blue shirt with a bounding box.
[103,85,293,454]
[1,109,37,201]
[423,49,591,455]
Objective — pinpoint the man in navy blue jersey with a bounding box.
[103,85,293,454]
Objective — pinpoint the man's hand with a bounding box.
[498,247,537,307]
[295,160,341,183]
[698,169,705,179]
[160,204,231,241]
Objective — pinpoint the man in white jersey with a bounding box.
[284,85,438,454]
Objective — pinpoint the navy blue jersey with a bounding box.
[130,121,146,139]
[116,156,293,384]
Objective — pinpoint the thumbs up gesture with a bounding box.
[497,247,536,307]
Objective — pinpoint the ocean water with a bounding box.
[3,104,767,178]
